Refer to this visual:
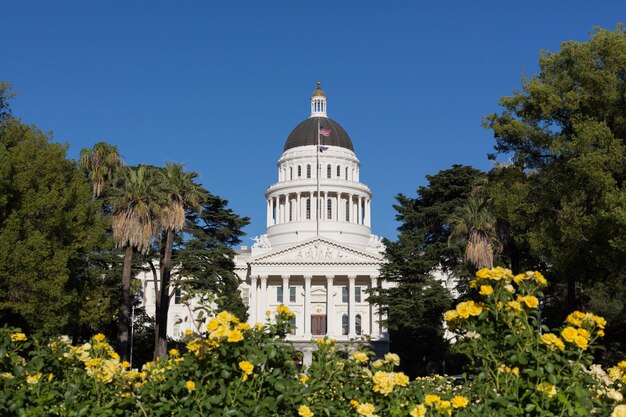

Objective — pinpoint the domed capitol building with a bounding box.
[139,83,390,360]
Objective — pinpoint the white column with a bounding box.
[348,194,353,223]
[326,275,334,336]
[249,276,258,324]
[369,276,379,336]
[366,199,371,227]
[266,199,271,227]
[273,197,278,225]
[358,196,363,225]
[297,193,301,221]
[322,191,327,220]
[281,275,289,306]
[312,192,317,221]
[335,194,339,221]
[304,275,312,337]
[348,275,356,337]
[260,275,268,318]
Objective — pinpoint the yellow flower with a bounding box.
[424,394,441,405]
[574,335,588,350]
[236,323,251,331]
[561,327,578,343]
[10,333,27,342]
[93,333,106,342]
[372,371,395,395]
[506,301,522,312]
[356,402,377,417]
[443,310,459,322]
[384,352,400,366]
[299,375,309,384]
[26,373,42,384]
[520,295,539,309]
[618,361,626,370]
[184,329,193,336]
[513,273,526,284]
[239,360,254,381]
[122,360,130,369]
[351,351,369,363]
[451,395,469,408]
[350,400,360,408]
[614,405,626,417]
[206,318,220,331]
[456,302,471,319]
[597,329,605,337]
[48,373,54,382]
[216,311,236,324]
[168,348,179,356]
[227,329,244,343]
[0,372,14,379]
[265,310,271,317]
[467,301,483,316]
[475,269,490,279]
[394,372,410,386]
[536,382,557,397]
[372,359,384,368]
[409,404,426,417]
[186,380,195,392]
[436,400,451,410]
[479,285,493,296]
[511,367,519,376]
[533,271,547,286]
[298,405,314,417]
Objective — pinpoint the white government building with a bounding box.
[138,83,390,358]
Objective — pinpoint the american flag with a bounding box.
[320,126,332,137]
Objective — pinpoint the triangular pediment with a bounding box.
[249,237,383,265]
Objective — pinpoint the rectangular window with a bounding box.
[290,286,296,303]
[337,165,341,177]
[277,287,283,303]
[355,287,361,303]
[174,288,181,304]
[342,286,348,303]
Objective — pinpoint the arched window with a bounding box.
[327,164,331,178]
[306,198,311,220]
[342,314,349,335]
[356,314,362,335]
[298,165,302,177]
[289,167,293,180]
[307,165,311,178]
[337,165,341,177]
[327,198,332,219]
[345,167,348,180]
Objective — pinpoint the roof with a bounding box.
[283,117,354,151]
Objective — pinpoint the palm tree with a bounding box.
[154,163,204,358]
[109,166,162,360]
[447,197,500,271]
[79,142,123,199]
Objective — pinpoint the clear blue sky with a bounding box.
[2,1,623,243]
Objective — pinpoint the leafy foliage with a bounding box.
[484,26,626,340]
[369,165,486,375]
[0,117,107,335]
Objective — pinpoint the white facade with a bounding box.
[235,84,389,358]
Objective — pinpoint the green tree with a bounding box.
[447,196,499,271]
[109,166,163,359]
[484,25,626,335]
[79,142,123,199]
[154,163,203,358]
[369,165,485,375]
[0,117,106,334]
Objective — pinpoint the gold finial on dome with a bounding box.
[312,81,326,97]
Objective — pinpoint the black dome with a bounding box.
[284,117,354,152]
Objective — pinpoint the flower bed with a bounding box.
[0,268,624,416]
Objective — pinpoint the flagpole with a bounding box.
[316,118,320,236]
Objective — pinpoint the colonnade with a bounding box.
[249,275,380,338]
[266,192,371,227]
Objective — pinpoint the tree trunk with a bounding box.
[118,245,134,361]
[155,228,174,359]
